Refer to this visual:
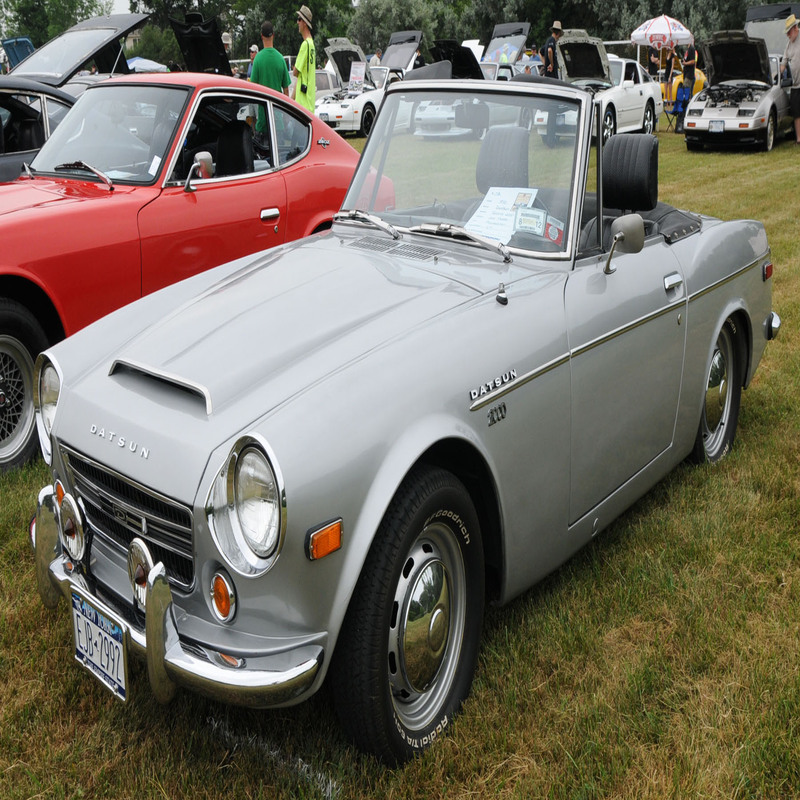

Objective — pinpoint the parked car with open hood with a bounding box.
[316,31,421,136]
[31,72,779,764]
[0,14,150,181]
[0,71,359,471]
[683,30,791,151]
[536,30,662,144]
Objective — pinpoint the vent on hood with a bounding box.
[110,359,213,415]
[349,236,443,260]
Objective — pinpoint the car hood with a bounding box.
[169,13,231,75]
[324,37,372,86]
[0,178,119,216]
[700,30,772,85]
[9,14,149,87]
[102,233,489,417]
[556,30,612,85]
[429,39,484,79]
[382,30,422,71]
[483,21,530,65]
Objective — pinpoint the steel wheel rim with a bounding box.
[702,330,732,454]
[0,334,36,462]
[387,521,466,730]
[766,114,775,150]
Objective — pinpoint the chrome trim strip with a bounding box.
[687,255,764,303]
[470,353,569,411]
[109,358,213,415]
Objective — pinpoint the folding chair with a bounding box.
[662,83,689,132]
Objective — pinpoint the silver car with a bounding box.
[684,30,792,151]
[31,76,780,765]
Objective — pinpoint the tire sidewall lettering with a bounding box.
[424,507,470,545]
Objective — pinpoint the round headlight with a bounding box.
[234,447,280,558]
[39,362,61,437]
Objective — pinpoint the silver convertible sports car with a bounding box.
[31,72,780,764]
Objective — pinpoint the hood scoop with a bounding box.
[110,359,213,415]
[349,236,443,260]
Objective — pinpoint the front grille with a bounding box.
[61,446,194,590]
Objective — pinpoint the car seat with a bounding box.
[215,120,255,177]
[475,125,529,194]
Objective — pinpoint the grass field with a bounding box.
[1,125,799,799]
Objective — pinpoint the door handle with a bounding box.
[260,208,280,221]
[663,272,683,292]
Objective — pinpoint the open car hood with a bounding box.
[556,30,612,85]
[429,39,484,79]
[700,30,772,86]
[382,30,422,71]
[483,21,530,64]
[324,37,371,86]
[2,37,35,68]
[169,13,231,75]
[9,14,149,87]
[745,4,800,54]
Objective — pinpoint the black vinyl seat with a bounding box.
[215,120,255,177]
[476,125,529,194]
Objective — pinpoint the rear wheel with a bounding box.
[332,465,484,764]
[691,318,741,463]
[0,299,49,472]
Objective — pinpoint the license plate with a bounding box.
[319,112,329,121]
[709,119,724,133]
[71,591,129,701]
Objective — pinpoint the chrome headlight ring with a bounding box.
[205,434,286,578]
[33,354,62,465]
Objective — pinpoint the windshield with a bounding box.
[371,67,389,89]
[342,88,584,255]
[31,83,189,184]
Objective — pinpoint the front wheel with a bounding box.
[331,465,484,764]
[360,104,376,137]
[691,318,741,464]
[0,299,49,472]
[761,109,776,152]
[641,102,655,134]
[602,107,616,145]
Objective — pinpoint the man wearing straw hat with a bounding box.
[782,14,800,143]
[292,5,316,112]
[543,21,563,78]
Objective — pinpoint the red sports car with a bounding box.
[0,71,359,470]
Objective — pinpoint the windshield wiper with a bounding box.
[334,209,400,239]
[54,161,114,190]
[408,223,512,263]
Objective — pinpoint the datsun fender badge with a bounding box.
[469,369,518,401]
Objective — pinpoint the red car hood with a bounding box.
[0,178,139,217]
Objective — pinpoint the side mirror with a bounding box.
[183,151,213,193]
[604,213,645,274]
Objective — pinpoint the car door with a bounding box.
[617,61,644,129]
[137,90,289,296]
[565,241,687,524]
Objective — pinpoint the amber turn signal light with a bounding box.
[306,519,343,561]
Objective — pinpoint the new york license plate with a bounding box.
[71,591,129,701]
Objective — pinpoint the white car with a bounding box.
[316,31,420,136]
[535,31,662,145]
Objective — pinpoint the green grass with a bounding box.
[2,127,800,798]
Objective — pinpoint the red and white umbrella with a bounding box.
[631,15,693,50]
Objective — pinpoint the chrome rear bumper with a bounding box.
[32,484,322,708]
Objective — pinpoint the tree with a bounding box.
[1,0,111,45]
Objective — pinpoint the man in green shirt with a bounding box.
[292,5,316,113]
[250,20,290,96]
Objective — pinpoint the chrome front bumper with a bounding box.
[32,485,322,708]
